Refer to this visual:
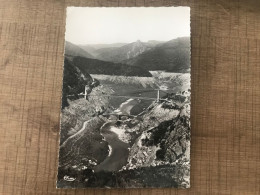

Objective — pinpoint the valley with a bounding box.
[66,37,190,73]
[91,72,190,111]
[58,71,190,188]
[58,37,191,188]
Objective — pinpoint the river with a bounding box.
[94,98,140,172]
[94,122,129,172]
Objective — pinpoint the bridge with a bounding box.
[80,85,170,101]
[67,85,173,119]
[101,113,137,120]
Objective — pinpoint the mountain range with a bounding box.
[92,40,164,63]
[72,56,152,77]
[65,37,190,74]
[124,37,190,73]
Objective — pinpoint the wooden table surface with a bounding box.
[0,0,260,194]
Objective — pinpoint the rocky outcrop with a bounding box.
[164,105,190,163]
[123,93,190,186]
[125,37,191,73]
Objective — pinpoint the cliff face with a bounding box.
[121,93,190,187]
[164,104,190,163]
[125,105,190,166]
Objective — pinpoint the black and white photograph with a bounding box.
[57,7,191,188]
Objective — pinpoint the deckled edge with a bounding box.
[56,5,192,189]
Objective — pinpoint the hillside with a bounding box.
[57,91,190,188]
[65,41,94,58]
[61,57,94,108]
[126,100,190,169]
[59,116,108,168]
[115,92,191,187]
[78,43,127,57]
[95,40,152,63]
[125,37,190,73]
[77,45,97,57]
[79,41,164,61]
[72,56,152,77]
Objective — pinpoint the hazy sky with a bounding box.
[65,7,190,45]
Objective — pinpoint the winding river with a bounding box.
[94,98,140,172]
[94,122,129,172]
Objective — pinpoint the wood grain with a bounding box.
[0,0,259,194]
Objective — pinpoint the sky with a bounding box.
[65,7,190,45]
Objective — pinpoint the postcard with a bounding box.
[57,7,191,188]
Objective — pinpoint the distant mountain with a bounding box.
[79,43,127,57]
[80,43,127,50]
[65,41,94,59]
[77,45,97,57]
[61,57,94,108]
[95,40,154,63]
[125,37,190,73]
[145,40,165,47]
[78,41,164,61]
[72,56,152,77]
[66,38,190,73]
